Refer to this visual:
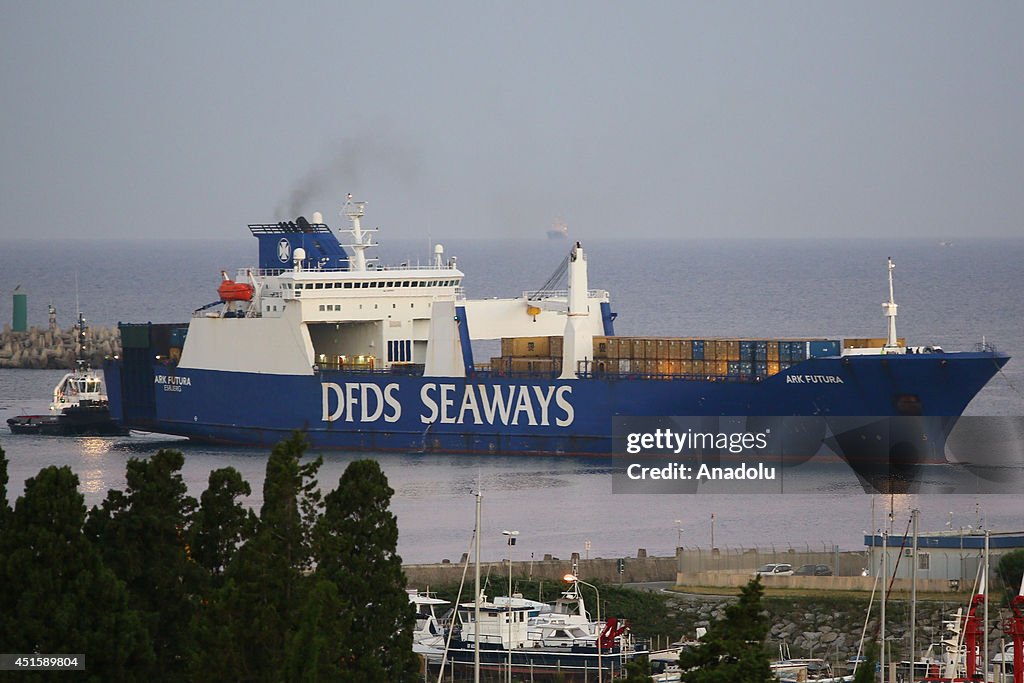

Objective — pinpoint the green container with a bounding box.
[119,323,151,349]
[12,293,27,332]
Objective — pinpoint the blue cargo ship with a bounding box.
[103,197,1009,455]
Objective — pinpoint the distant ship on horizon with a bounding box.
[546,220,568,240]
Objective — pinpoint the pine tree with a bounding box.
[0,466,152,681]
[191,432,322,682]
[282,578,351,681]
[0,444,9,521]
[313,459,418,682]
[676,577,773,683]
[84,449,201,680]
[191,466,257,581]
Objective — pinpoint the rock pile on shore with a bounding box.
[0,324,120,369]
[665,592,997,662]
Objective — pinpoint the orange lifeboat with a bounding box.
[218,271,254,302]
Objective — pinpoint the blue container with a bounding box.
[778,343,791,362]
[754,341,768,362]
[739,361,753,376]
[739,341,753,362]
[691,340,704,361]
[755,361,768,375]
[789,341,808,361]
[727,361,740,376]
[809,340,841,358]
[170,327,189,348]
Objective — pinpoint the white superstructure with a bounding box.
[177,197,609,378]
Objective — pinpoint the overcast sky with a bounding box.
[2,1,1021,241]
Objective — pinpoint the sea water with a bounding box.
[1,237,1022,563]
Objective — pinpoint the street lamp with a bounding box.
[503,530,519,683]
[675,520,684,574]
[564,573,603,683]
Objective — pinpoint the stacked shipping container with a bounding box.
[492,335,844,379]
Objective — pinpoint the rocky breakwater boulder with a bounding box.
[664,591,968,663]
[0,324,121,369]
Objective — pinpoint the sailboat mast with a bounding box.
[881,531,887,683]
[911,509,919,678]
[474,490,481,683]
[984,530,990,683]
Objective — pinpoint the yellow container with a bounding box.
[549,335,563,357]
[511,337,551,357]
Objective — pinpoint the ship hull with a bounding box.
[104,351,1008,456]
[7,404,129,437]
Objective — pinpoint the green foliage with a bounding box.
[191,431,322,681]
[997,549,1024,606]
[314,459,418,682]
[283,579,350,681]
[0,444,9,520]
[614,655,651,682]
[676,578,773,683]
[2,434,418,683]
[191,466,257,581]
[0,466,152,681]
[852,640,879,683]
[85,449,201,679]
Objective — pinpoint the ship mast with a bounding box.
[341,194,377,272]
[560,241,594,379]
[883,257,899,350]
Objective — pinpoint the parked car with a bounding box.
[794,564,833,576]
[754,563,794,577]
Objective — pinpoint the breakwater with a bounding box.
[404,548,677,587]
[672,591,1000,664]
[0,324,119,369]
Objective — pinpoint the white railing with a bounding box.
[522,289,608,300]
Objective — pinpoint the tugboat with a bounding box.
[7,312,128,436]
